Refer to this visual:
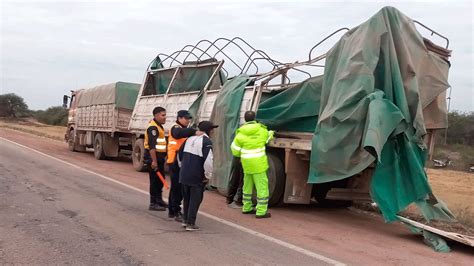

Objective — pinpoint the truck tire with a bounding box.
[267,153,285,207]
[68,130,85,152]
[94,133,107,160]
[132,139,146,172]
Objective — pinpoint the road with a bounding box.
[0,128,472,265]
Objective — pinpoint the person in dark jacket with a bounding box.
[178,121,217,231]
[226,157,243,208]
[166,110,203,222]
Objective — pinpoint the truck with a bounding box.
[63,81,140,160]
[65,6,472,248]
[129,7,451,210]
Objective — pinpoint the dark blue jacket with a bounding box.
[178,134,213,186]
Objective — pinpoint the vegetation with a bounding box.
[0,93,68,126]
[31,106,68,126]
[431,111,474,171]
[443,111,474,146]
[0,93,29,118]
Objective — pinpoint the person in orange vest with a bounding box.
[144,106,168,211]
[167,110,203,221]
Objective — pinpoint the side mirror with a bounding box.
[62,95,69,109]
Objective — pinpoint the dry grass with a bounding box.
[426,168,474,228]
[398,168,474,235]
[0,118,66,141]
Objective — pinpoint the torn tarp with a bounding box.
[307,6,452,222]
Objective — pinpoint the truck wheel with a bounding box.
[94,133,106,160]
[267,153,285,207]
[68,130,85,152]
[132,139,146,172]
[67,130,75,151]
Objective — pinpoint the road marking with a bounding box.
[0,136,345,266]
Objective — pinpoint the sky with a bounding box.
[1,0,473,112]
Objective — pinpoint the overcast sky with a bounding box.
[1,0,473,112]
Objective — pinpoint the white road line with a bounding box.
[0,136,345,266]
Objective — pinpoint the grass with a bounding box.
[0,117,66,141]
[426,168,474,229]
[455,206,474,229]
[395,167,474,236]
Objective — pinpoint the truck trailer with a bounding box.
[129,7,450,211]
[64,81,140,160]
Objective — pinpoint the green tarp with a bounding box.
[257,76,323,132]
[308,6,451,222]
[76,81,140,110]
[209,75,251,189]
[150,65,222,95]
[150,56,164,70]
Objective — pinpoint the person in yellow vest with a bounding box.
[231,111,274,218]
[144,106,168,211]
[167,110,203,221]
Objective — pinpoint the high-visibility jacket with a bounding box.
[231,121,274,174]
[144,119,167,153]
[166,123,187,164]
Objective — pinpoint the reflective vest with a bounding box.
[230,121,274,174]
[166,123,187,164]
[144,120,167,153]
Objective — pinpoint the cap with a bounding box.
[198,121,218,132]
[177,110,192,119]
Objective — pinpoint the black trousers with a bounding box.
[148,157,165,205]
[182,183,205,225]
[226,157,243,204]
[168,163,182,215]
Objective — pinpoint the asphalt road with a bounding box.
[0,138,341,265]
[0,129,472,265]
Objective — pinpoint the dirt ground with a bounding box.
[1,118,473,228]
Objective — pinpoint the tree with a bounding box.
[446,111,474,146]
[33,106,68,126]
[0,93,29,117]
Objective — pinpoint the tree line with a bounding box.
[443,111,474,146]
[0,93,68,126]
